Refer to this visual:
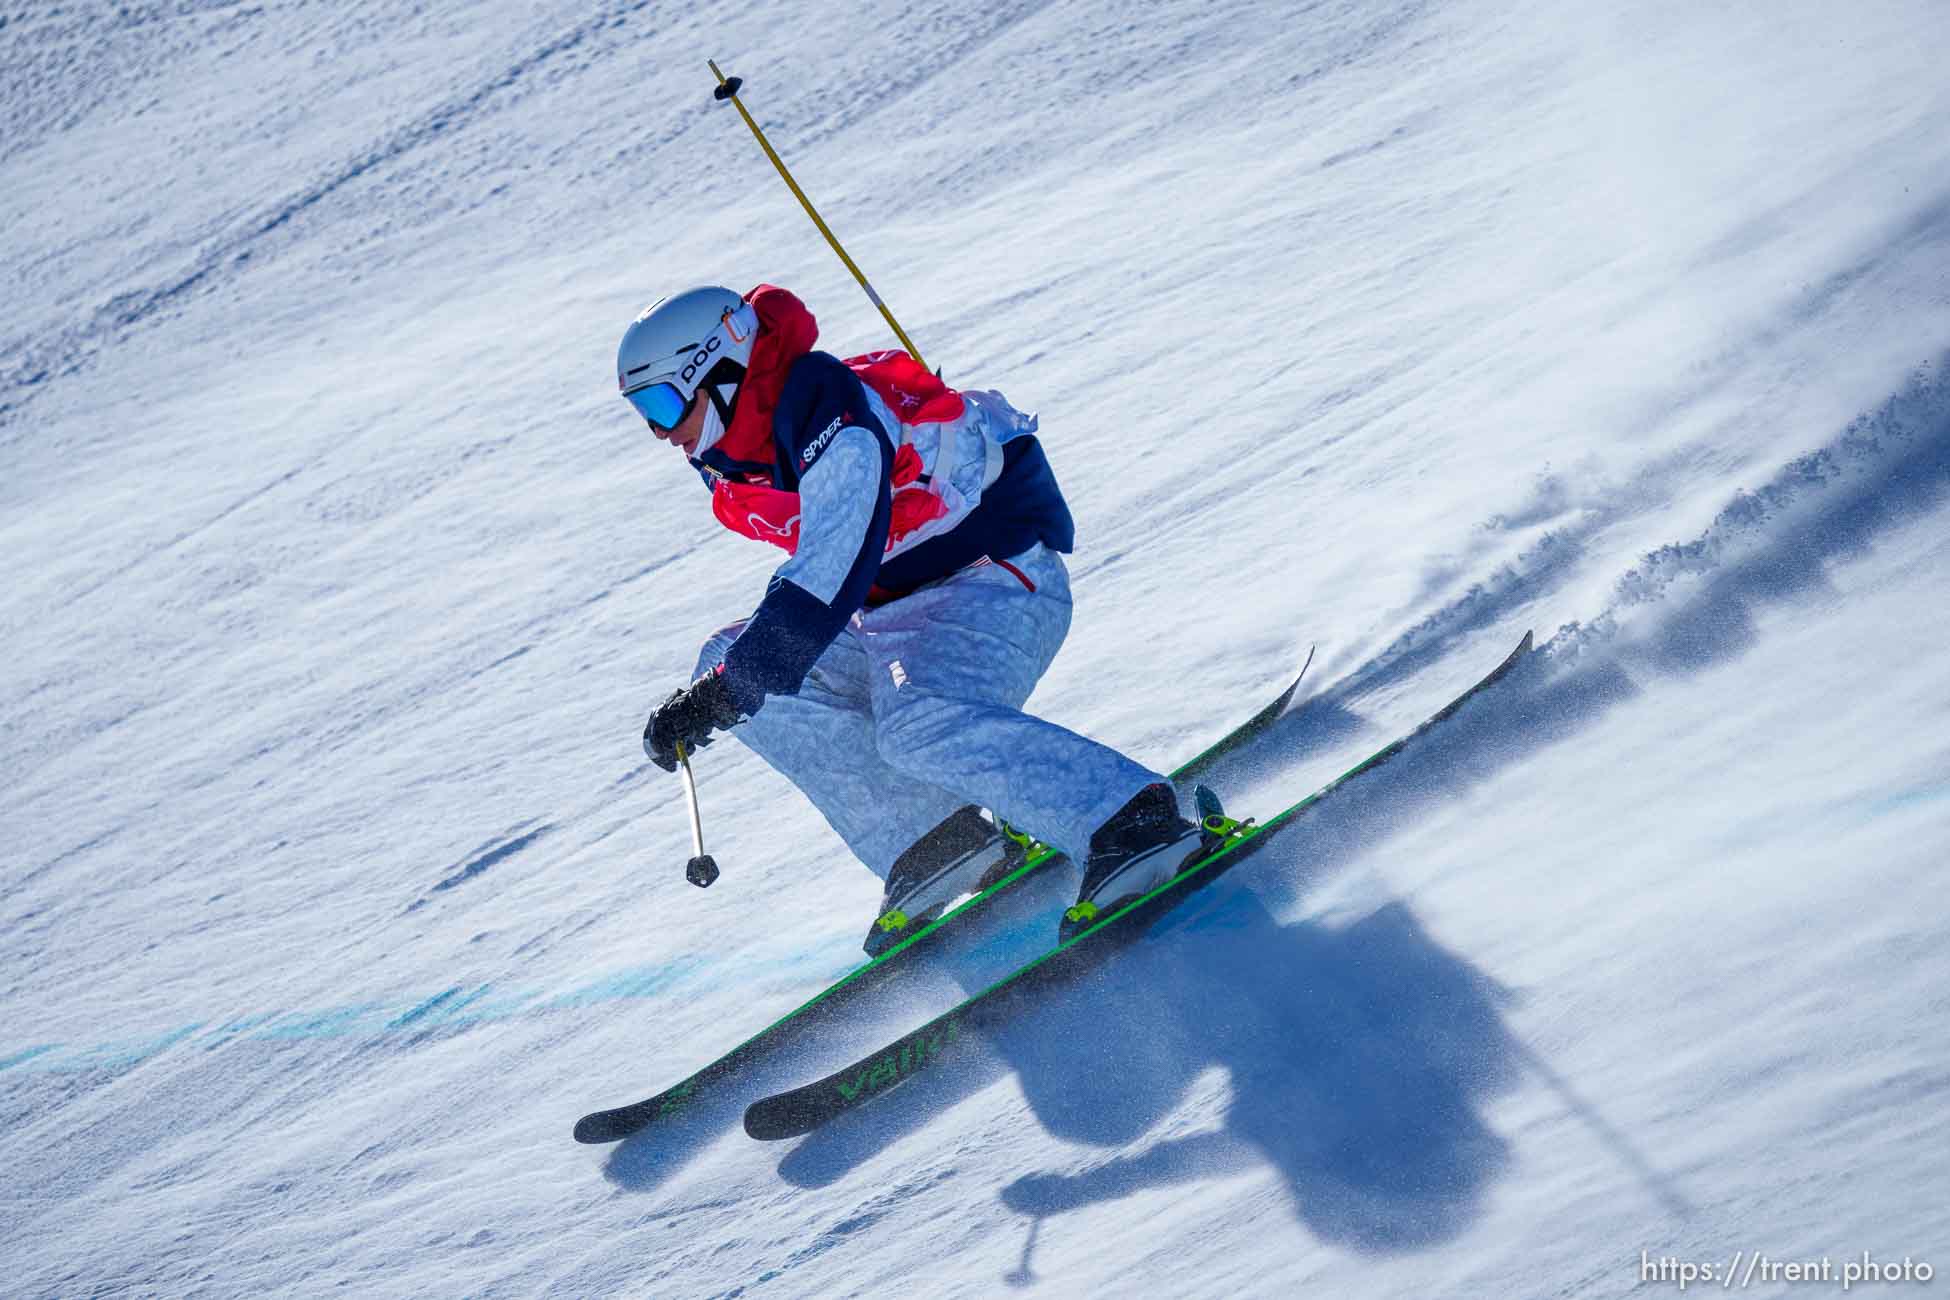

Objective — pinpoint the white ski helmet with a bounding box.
[616,286,759,448]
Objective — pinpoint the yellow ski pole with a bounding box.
[707,60,928,370]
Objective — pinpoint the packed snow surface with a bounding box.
[5,1,1949,1296]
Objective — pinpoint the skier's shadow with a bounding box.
[777,884,1524,1255]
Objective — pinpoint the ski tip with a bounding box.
[1276,643,1318,709]
[1482,629,1534,683]
[1484,629,1533,686]
[1253,643,1318,717]
[1262,643,1318,723]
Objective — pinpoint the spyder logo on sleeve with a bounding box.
[798,415,846,471]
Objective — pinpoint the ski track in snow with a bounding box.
[5,0,1950,1295]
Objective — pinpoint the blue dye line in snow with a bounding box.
[255,1003,393,1040]
[389,987,480,1029]
[1857,781,1950,819]
[40,1023,207,1074]
[539,956,708,1009]
[0,942,853,1079]
[0,1045,60,1071]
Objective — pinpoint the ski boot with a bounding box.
[862,807,1033,957]
[1059,783,1227,943]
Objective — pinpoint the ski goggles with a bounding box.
[624,381,694,431]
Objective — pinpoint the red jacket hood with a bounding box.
[717,284,819,467]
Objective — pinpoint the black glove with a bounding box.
[643,666,744,772]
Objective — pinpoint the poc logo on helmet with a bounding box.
[679,334,723,387]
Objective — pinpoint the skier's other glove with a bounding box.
[643,665,744,772]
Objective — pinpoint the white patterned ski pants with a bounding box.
[696,544,1158,878]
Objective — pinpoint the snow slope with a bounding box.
[4,0,1948,1295]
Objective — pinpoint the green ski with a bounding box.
[743,632,1532,1142]
[573,646,1316,1144]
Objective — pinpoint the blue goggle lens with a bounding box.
[626,382,692,431]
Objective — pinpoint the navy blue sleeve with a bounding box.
[717,354,892,713]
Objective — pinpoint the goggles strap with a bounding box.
[700,357,746,427]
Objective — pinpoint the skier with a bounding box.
[621,284,1215,953]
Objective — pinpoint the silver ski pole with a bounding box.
[674,741,720,888]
